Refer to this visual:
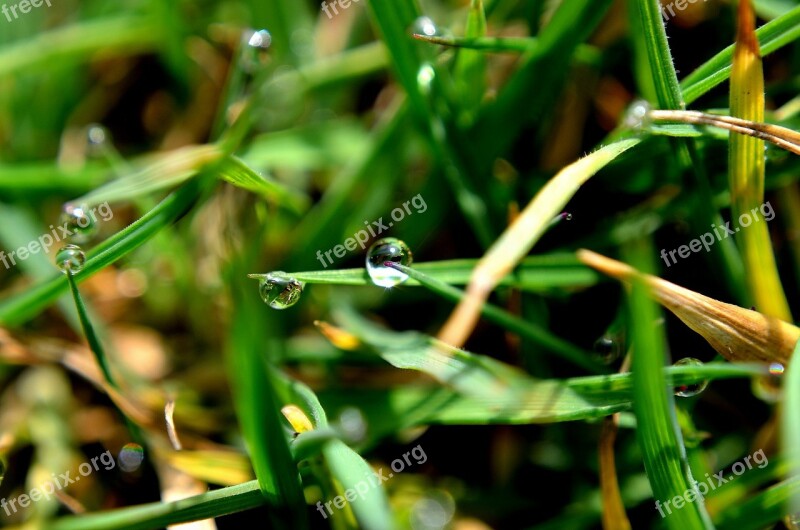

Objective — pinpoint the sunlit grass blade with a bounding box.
[252,253,599,291]
[681,6,800,104]
[622,236,713,530]
[578,249,800,364]
[385,262,606,372]
[729,0,791,320]
[437,139,640,347]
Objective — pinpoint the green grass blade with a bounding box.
[782,339,800,516]
[624,237,714,529]
[681,6,800,104]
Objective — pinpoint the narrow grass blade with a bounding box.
[253,253,599,292]
[437,139,640,347]
[622,236,713,530]
[729,0,791,320]
[714,477,800,529]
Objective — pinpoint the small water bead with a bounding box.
[412,16,439,37]
[55,245,86,274]
[259,272,304,309]
[119,443,145,472]
[366,238,413,288]
[623,99,653,131]
[593,335,622,364]
[247,29,272,50]
[673,357,708,397]
[59,203,97,243]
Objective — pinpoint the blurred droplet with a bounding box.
[85,124,109,157]
[119,443,145,472]
[410,490,456,530]
[417,64,436,94]
[366,238,413,287]
[259,272,304,309]
[59,203,98,244]
[623,99,652,130]
[673,358,708,397]
[412,16,440,37]
[55,244,86,274]
[247,29,272,50]
[338,407,367,442]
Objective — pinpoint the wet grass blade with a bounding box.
[254,253,599,291]
[728,0,791,320]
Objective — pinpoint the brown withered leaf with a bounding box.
[577,249,800,364]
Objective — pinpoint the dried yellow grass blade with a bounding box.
[437,139,640,347]
[577,249,800,364]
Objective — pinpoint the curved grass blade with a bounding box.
[0,179,205,327]
[437,139,640,348]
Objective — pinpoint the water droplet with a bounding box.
[412,16,439,37]
[55,245,86,274]
[85,124,109,156]
[119,443,145,472]
[623,99,652,130]
[753,362,785,403]
[593,335,622,364]
[59,203,97,243]
[247,29,272,50]
[366,238,413,288]
[338,407,367,442]
[241,29,272,74]
[259,272,304,309]
[417,63,435,94]
[410,490,455,530]
[673,357,708,397]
